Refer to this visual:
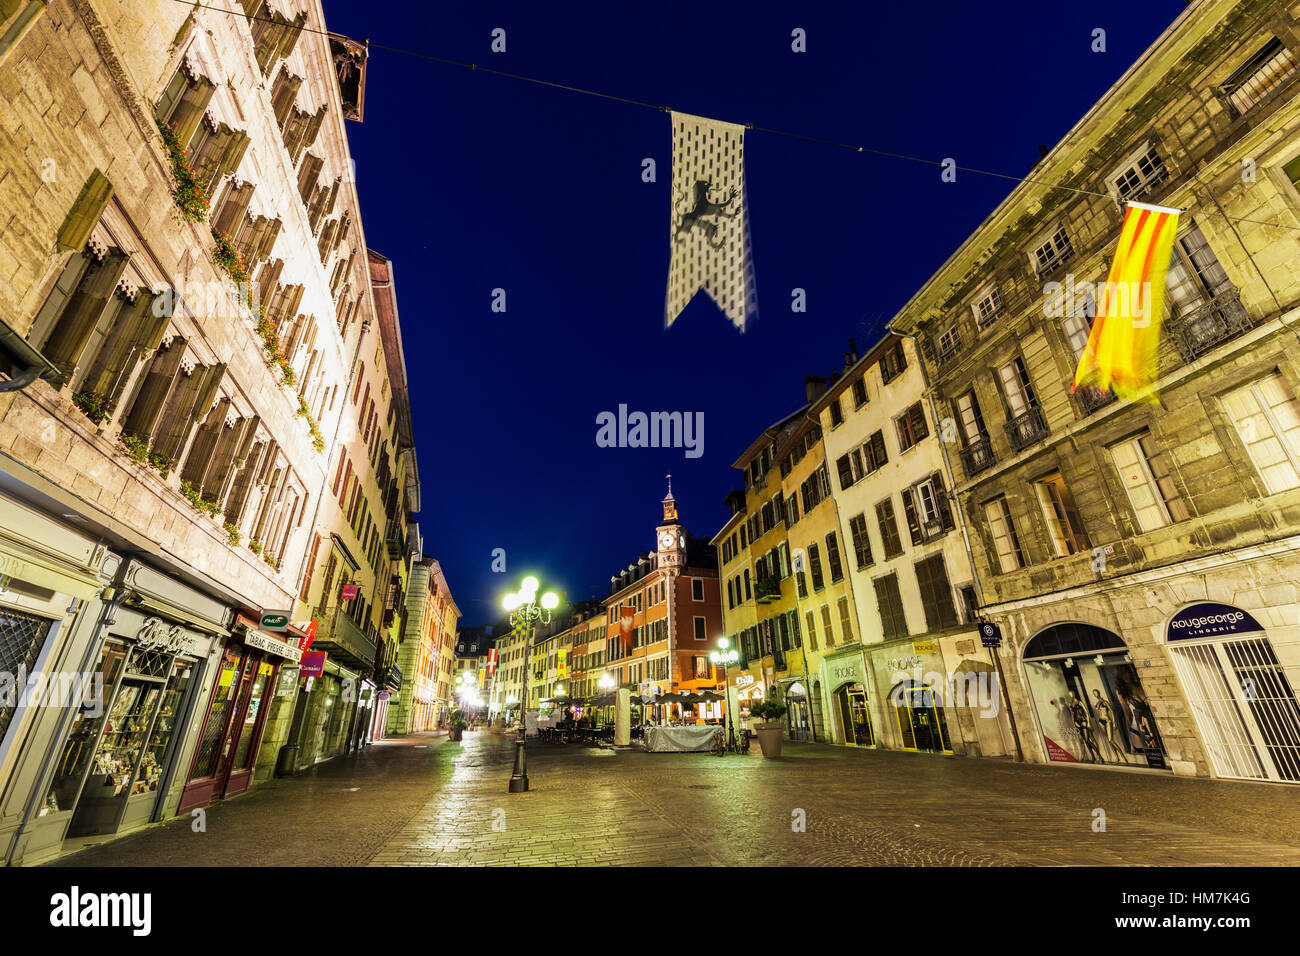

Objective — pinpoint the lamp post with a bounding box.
[503,576,559,793]
[710,637,740,751]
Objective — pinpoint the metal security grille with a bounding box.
[1169,637,1300,783]
[0,607,55,744]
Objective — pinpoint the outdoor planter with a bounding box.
[448,727,463,742]
[754,721,784,758]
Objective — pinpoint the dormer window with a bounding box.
[1110,144,1169,204]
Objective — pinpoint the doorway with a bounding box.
[891,681,953,754]
[835,682,873,746]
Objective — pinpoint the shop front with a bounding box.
[734,674,764,734]
[778,678,813,741]
[177,619,301,813]
[0,486,113,867]
[823,651,874,746]
[872,640,954,754]
[1022,622,1169,770]
[13,556,232,862]
[1164,603,1300,783]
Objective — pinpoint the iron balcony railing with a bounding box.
[755,576,781,603]
[1072,384,1117,416]
[1168,289,1255,363]
[1004,406,1049,454]
[960,436,997,477]
[311,605,378,671]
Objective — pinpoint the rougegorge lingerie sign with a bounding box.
[1167,603,1262,641]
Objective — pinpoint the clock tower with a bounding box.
[656,474,686,570]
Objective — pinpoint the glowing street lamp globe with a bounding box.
[503,592,521,612]
[541,592,559,610]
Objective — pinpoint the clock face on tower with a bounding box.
[659,531,676,549]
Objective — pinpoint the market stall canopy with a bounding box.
[697,690,724,701]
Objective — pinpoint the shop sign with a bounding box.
[886,655,922,673]
[300,650,328,678]
[830,663,859,682]
[557,648,567,680]
[979,621,1002,648]
[137,617,199,657]
[341,584,359,601]
[296,619,318,652]
[259,609,291,632]
[245,629,302,662]
[274,666,300,698]
[912,641,937,656]
[1167,603,1263,641]
[735,674,754,687]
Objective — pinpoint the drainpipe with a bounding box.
[0,315,58,392]
[892,331,1024,761]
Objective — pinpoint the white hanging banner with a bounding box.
[665,112,758,332]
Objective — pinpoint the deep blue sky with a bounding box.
[322,0,1188,625]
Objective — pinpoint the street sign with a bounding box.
[259,610,291,632]
[979,621,1003,648]
[912,640,937,655]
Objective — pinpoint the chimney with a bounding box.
[848,337,858,362]
[804,375,827,403]
[1038,144,1049,158]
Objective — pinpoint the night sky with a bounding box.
[320,0,1188,625]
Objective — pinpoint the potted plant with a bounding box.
[750,699,788,758]
[448,709,469,742]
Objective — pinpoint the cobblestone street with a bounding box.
[48,730,1300,867]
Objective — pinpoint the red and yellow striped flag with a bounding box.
[1072,202,1180,403]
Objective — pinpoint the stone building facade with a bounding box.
[0,0,430,864]
[891,0,1300,783]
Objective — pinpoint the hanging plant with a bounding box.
[224,521,242,546]
[148,451,177,480]
[119,433,149,463]
[73,391,111,425]
[158,120,210,223]
[254,306,297,385]
[211,227,249,285]
[296,394,325,453]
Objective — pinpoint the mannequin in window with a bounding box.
[1068,691,1101,762]
[1092,688,1127,763]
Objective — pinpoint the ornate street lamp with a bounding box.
[710,636,740,751]
[503,575,559,793]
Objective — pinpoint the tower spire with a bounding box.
[661,474,679,522]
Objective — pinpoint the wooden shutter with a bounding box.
[211,180,254,237]
[121,336,186,442]
[836,454,853,490]
[167,74,216,148]
[932,471,955,530]
[909,402,929,442]
[57,170,114,253]
[77,288,155,401]
[42,247,129,383]
[901,487,923,546]
[297,153,324,203]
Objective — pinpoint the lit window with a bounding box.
[1223,373,1300,494]
[1034,472,1090,557]
[1109,435,1190,531]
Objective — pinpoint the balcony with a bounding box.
[960,437,997,478]
[755,576,781,604]
[310,605,377,672]
[1167,289,1255,363]
[1004,406,1049,454]
[1072,384,1116,417]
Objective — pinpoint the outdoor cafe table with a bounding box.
[644,724,722,753]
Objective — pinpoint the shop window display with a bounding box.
[1023,623,1168,768]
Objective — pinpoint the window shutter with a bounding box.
[42,247,129,383]
[933,471,955,530]
[122,336,186,442]
[836,454,853,490]
[168,74,216,148]
[871,430,888,469]
[901,488,923,546]
[78,287,156,402]
[57,169,114,253]
[910,402,929,442]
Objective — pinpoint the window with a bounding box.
[863,430,888,472]
[1031,228,1074,275]
[1222,37,1298,116]
[1165,224,1233,319]
[743,569,752,601]
[896,402,929,452]
[804,610,819,651]
[955,389,989,446]
[1111,145,1169,203]
[848,513,874,569]
[851,377,869,408]
[1035,472,1091,557]
[973,286,1002,332]
[936,323,962,362]
[998,357,1038,419]
[1109,435,1191,531]
[1060,284,1097,361]
[880,340,907,384]
[825,532,844,583]
[836,448,866,490]
[691,578,704,601]
[903,473,953,543]
[985,496,1025,573]
[914,553,959,630]
[819,604,836,647]
[876,498,903,559]
[807,543,825,591]
[693,617,706,641]
[828,396,844,428]
[873,574,908,640]
[1223,373,1300,494]
[836,596,855,644]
